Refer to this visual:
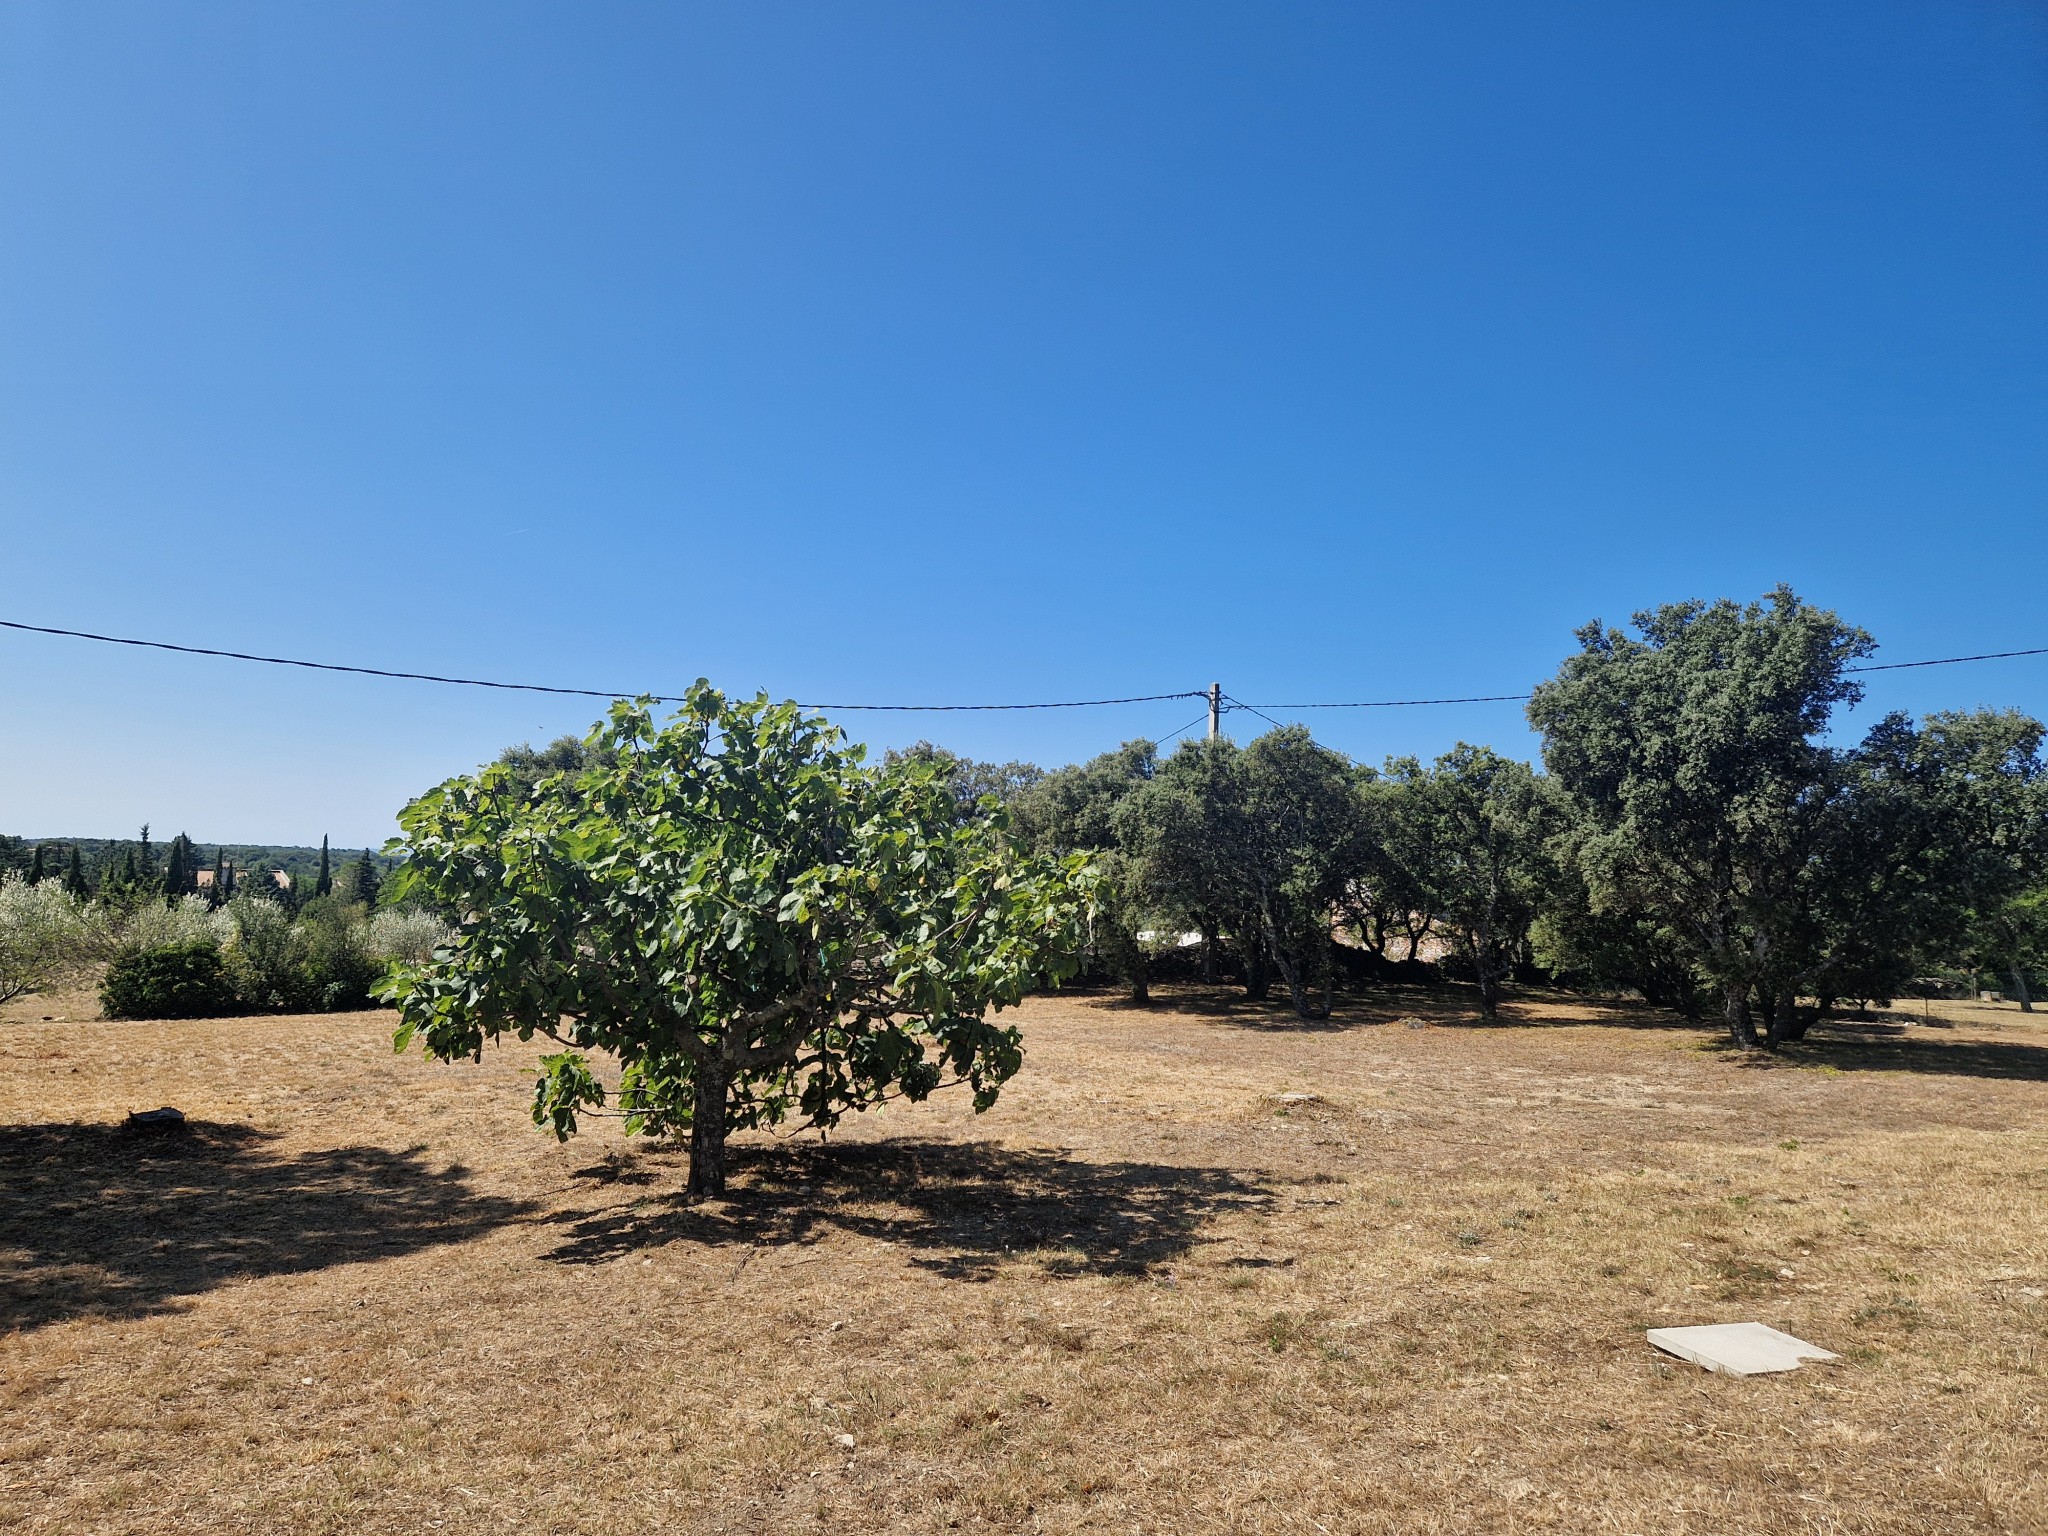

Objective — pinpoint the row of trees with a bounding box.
[0,830,386,910]
[904,730,1559,1022]
[899,589,2047,1045]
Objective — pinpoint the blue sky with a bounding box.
[1,1,2043,845]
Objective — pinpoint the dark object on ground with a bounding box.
[123,1106,187,1133]
[100,941,240,1020]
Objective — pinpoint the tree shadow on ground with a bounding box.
[1450,991,1708,1033]
[1108,983,1437,1032]
[542,1138,1274,1280]
[1749,1029,2048,1083]
[1097,983,1704,1035]
[0,1121,535,1332]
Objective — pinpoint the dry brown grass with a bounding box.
[1,981,2044,1534]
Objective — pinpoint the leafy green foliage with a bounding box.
[218,896,306,1010]
[1118,738,1248,988]
[1904,711,2048,1005]
[1120,730,1373,1018]
[1530,872,1703,1013]
[382,687,1098,1196]
[1012,741,1157,1000]
[1530,589,1875,1043]
[1527,586,2048,1043]
[0,877,94,1005]
[881,742,1046,817]
[494,734,606,798]
[1229,729,1373,1018]
[100,940,239,1020]
[162,833,197,899]
[1373,745,1559,1017]
[338,850,382,909]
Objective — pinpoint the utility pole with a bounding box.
[1207,682,1221,741]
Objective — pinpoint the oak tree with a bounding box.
[1530,587,1874,1046]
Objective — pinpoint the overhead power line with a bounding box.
[1157,710,1216,743]
[0,619,1200,713]
[1243,645,2048,710]
[1222,694,1288,731]
[1844,645,2048,675]
[2,617,2043,717]
[1244,690,1537,710]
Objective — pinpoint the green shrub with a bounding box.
[101,940,240,1020]
[295,898,383,1010]
[222,896,314,1011]
[218,895,385,1012]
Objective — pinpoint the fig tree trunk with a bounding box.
[688,1055,731,1198]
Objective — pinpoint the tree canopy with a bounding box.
[1528,587,2047,1043]
[1012,741,1158,1000]
[880,742,1046,816]
[383,688,1098,1195]
[1374,745,1559,1017]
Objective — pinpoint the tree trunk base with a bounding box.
[687,1058,731,1199]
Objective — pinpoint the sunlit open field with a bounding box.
[2,983,2044,1535]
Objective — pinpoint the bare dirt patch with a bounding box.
[2,985,2043,1533]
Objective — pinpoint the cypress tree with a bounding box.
[315,835,332,898]
[164,834,191,900]
[209,848,226,908]
[65,846,88,899]
[138,824,154,882]
[346,849,381,908]
[26,845,44,885]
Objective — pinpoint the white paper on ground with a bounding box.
[1645,1322,1840,1376]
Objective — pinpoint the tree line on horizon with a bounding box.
[472,589,2045,1050]
[6,584,2042,1065]
[0,830,389,912]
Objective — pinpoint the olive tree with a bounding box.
[382,689,1097,1197]
[0,875,94,1004]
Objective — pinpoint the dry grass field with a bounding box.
[2,981,2044,1535]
